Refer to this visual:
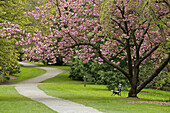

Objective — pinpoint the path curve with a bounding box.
[14,62,103,113]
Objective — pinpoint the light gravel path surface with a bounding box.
[14,62,103,113]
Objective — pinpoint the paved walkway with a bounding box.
[14,62,103,113]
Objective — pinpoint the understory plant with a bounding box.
[70,59,129,90]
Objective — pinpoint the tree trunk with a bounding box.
[128,82,138,97]
[128,87,137,97]
[128,74,138,97]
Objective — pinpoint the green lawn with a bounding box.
[27,62,71,71]
[10,67,46,83]
[48,65,71,71]
[39,72,170,113]
[26,62,45,66]
[0,85,56,113]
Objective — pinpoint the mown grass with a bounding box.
[49,65,71,70]
[39,72,170,113]
[0,85,57,113]
[26,62,44,66]
[27,62,71,71]
[10,67,46,83]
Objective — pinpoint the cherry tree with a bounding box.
[19,0,169,97]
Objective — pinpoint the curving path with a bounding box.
[13,62,103,113]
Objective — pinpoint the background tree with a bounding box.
[19,0,169,97]
[0,0,30,27]
[0,22,24,81]
[0,0,25,81]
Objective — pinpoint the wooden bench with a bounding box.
[111,83,122,96]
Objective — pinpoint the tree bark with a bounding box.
[128,74,138,97]
[128,87,137,97]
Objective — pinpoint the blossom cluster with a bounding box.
[0,22,24,40]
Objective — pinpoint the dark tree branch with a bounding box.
[142,23,150,37]
[99,35,125,45]
[68,32,79,45]
[113,45,127,59]
[112,37,125,45]
[137,54,170,93]
[136,45,160,67]
[126,39,133,77]
[137,23,150,52]
[98,50,130,80]
[138,39,144,50]
[156,0,170,8]
[122,5,129,35]
[56,0,61,17]
[131,30,137,47]
[111,18,127,34]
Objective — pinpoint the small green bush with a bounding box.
[69,59,129,90]
[0,38,20,82]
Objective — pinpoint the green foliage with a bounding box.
[139,63,170,89]
[0,38,20,82]
[100,0,114,37]
[163,38,170,54]
[155,74,170,89]
[69,59,129,90]
[0,0,48,32]
[0,0,30,27]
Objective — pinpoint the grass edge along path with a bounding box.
[0,85,57,113]
[27,62,71,71]
[39,72,170,113]
[10,66,46,83]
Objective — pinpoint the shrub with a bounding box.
[139,63,170,90]
[0,38,20,82]
[69,59,129,90]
